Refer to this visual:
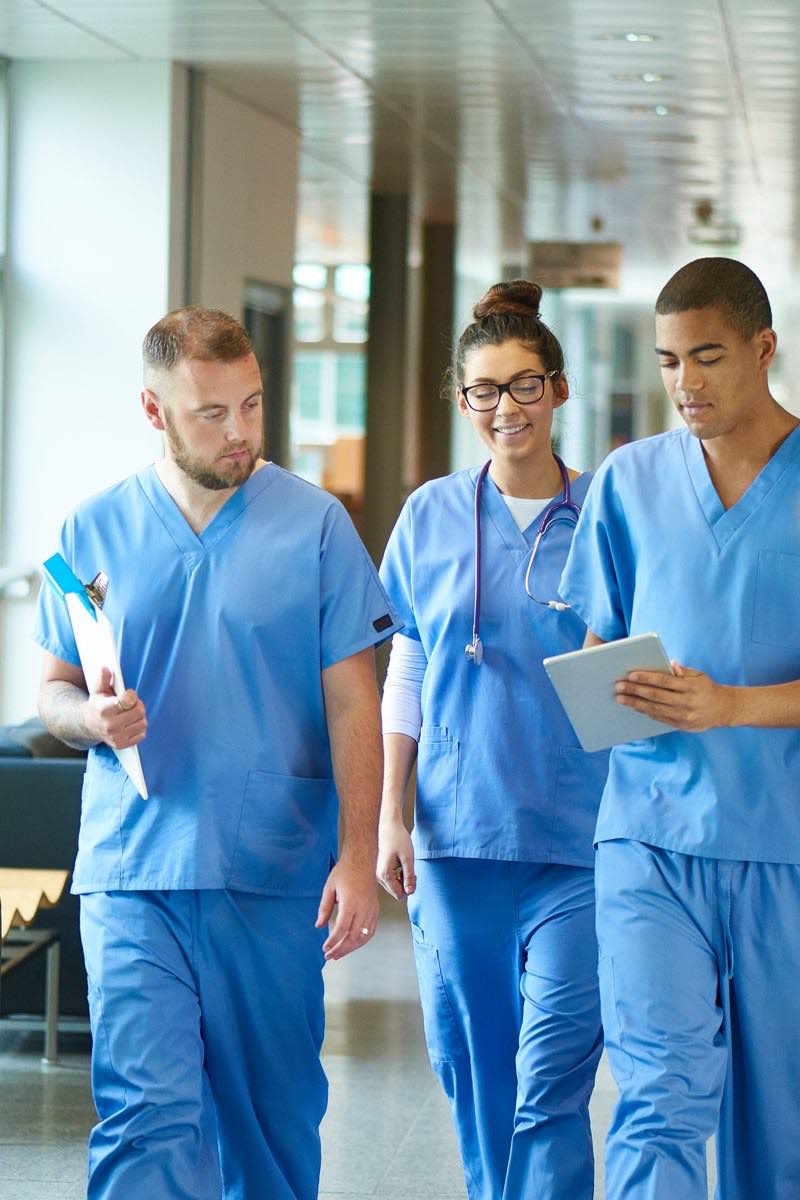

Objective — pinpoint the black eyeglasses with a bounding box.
[460,371,560,412]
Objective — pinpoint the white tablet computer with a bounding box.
[543,633,675,752]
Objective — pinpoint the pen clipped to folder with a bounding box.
[42,554,148,799]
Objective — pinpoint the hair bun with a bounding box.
[473,279,543,321]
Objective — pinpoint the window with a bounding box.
[290,264,370,508]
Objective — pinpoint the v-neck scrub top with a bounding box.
[560,426,800,864]
[379,468,609,868]
[35,464,401,895]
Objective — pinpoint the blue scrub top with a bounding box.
[35,464,401,896]
[560,426,800,864]
[380,468,608,868]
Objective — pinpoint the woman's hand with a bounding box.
[377,812,417,900]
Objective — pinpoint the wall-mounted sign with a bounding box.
[528,241,622,289]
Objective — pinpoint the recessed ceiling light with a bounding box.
[625,103,681,116]
[599,31,660,43]
[612,71,673,83]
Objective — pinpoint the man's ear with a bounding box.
[141,388,166,432]
[756,327,778,372]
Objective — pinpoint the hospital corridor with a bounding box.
[1,3,799,1198]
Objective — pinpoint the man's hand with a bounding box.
[316,853,379,961]
[84,667,148,749]
[377,813,417,900]
[615,661,735,732]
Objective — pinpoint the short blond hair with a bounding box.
[143,306,254,374]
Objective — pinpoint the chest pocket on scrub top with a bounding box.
[751,551,800,650]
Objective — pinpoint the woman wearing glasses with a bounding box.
[378,280,608,1200]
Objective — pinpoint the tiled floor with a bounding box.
[0,903,714,1199]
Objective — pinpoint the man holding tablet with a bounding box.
[560,257,800,1199]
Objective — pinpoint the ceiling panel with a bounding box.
[2,0,799,282]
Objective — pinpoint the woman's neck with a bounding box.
[488,451,564,499]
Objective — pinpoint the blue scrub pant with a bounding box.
[596,839,800,1200]
[80,890,327,1200]
[408,858,602,1200]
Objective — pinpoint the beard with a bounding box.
[163,410,258,491]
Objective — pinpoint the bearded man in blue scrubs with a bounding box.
[560,257,800,1200]
[35,307,400,1200]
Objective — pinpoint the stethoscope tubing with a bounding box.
[466,455,580,665]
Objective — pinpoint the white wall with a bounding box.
[0,64,301,724]
[0,61,187,722]
[191,79,297,310]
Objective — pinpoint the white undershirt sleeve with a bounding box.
[381,632,428,741]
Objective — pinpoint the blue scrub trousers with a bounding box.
[408,858,602,1200]
[596,839,800,1200]
[80,890,327,1200]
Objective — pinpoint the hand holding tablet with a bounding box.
[543,633,675,752]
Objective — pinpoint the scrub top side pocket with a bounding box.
[414,726,459,854]
[751,550,800,649]
[551,745,608,861]
[228,771,337,895]
[72,751,128,889]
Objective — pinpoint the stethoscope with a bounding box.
[465,455,581,665]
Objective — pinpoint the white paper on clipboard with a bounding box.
[64,593,149,799]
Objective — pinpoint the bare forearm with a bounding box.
[381,732,418,821]
[328,697,383,863]
[725,679,800,728]
[38,679,97,749]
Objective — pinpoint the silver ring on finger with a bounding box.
[359,926,370,936]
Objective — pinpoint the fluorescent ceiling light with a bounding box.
[612,72,672,82]
[598,31,659,43]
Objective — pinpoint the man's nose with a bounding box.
[224,411,248,440]
[677,362,704,392]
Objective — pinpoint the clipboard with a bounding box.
[543,632,676,752]
[42,554,148,798]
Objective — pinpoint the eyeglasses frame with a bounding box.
[460,369,561,412]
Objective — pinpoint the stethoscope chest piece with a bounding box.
[464,636,483,666]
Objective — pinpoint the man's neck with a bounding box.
[701,402,799,510]
[155,458,265,535]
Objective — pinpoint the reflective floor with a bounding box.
[0,903,715,1199]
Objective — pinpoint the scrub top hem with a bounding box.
[34,632,82,669]
[71,877,331,898]
[595,830,800,867]
[321,623,403,670]
[413,845,596,869]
